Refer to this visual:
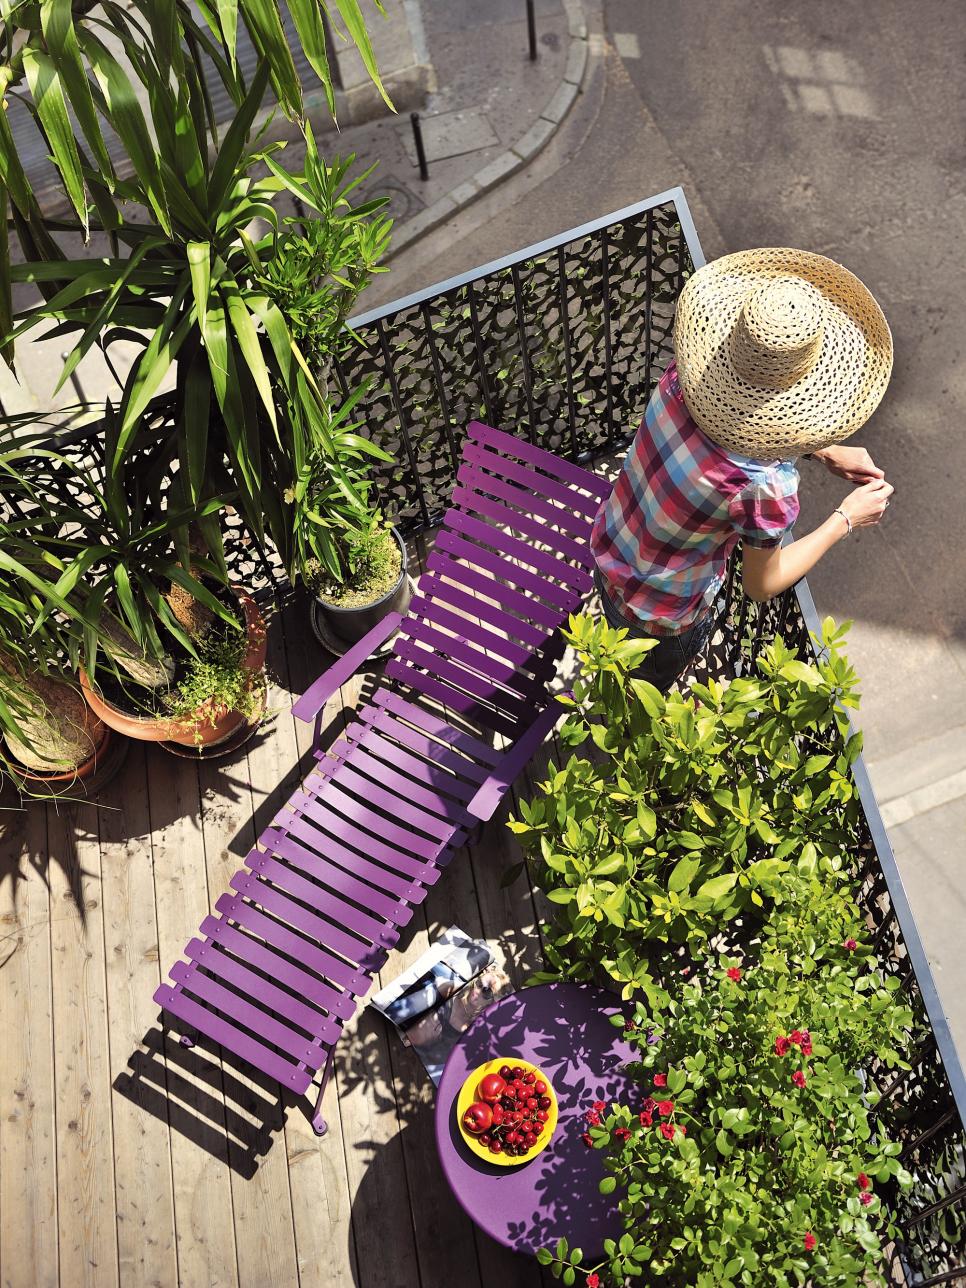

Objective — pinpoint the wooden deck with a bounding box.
[0,534,567,1288]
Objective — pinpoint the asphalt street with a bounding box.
[374,0,966,1059]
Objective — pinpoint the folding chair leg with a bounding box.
[311,1046,337,1137]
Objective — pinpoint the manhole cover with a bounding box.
[398,108,500,166]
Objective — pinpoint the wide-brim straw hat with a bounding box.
[673,248,893,459]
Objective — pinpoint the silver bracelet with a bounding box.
[833,507,852,536]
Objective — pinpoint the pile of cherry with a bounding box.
[461,1065,552,1158]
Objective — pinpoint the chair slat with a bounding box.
[246,850,411,936]
[467,420,612,501]
[257,828,426,916]
[372,689,501,766]
[445,508,593,594]
[198,916,357,1018]
[169,960,334,1061]
[403,614,546,701]
[391,636,534,723]
[346,722,479,801]
[424,551,562,631]
[183,938,344,1039]
[414,572,547,652]
[407,595,535,670]
[451,482,593,569]
[456,460,594,542]
[298,774,455,861]
[211,895,370,995]
[155,985,312,1093]
[462,439,601,519]
[385,656,525,741]
[324,758,463,842]
[276,809,439,895]
[357,702,490,784]
[433,529,580,614]
[229,871,395,966]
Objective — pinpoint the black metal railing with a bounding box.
[337,187,966,1286]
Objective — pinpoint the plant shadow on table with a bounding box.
[443,994,630,1258]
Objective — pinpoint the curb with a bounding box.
[388,0,590,257]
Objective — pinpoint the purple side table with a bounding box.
[434,982,636,1258]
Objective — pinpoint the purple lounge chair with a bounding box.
[154,422,609,1134]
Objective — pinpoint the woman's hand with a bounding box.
[838,478,894,528]
[814,444,884,483]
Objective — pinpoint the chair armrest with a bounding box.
[292,611,403,722]
[466,699,565,823]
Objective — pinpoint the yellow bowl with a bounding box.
[456,1057,558,1167]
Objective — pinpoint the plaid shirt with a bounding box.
[590,361,800,636]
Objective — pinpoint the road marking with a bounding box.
[613,31,641,59]
[879,767,966,830]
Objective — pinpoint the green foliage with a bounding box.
[541,869,917,1286]
[1,2,393,588]
[510,612,864,998]
[164,614,263,735]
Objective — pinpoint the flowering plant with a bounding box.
[509,614,865,1000]
[537,868,918,1287]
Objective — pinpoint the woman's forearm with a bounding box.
[744,513,849,600]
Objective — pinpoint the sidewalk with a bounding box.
[0,0,590,416]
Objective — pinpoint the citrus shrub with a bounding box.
[509,612,866,1000]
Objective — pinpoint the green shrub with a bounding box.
[510,612,866,1001]
[538,868,917,1287]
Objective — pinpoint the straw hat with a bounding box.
[672,248,893,459]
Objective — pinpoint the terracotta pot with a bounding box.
[3,721,128,800]
[80,589,266,748]
[311,526,412,655]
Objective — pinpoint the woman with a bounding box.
[591,247,894,690]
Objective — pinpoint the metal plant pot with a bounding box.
[311,526,413,656]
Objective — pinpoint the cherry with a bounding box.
[480,1133,491,1146]
[526,1097,538,1110]
[539,1096,552,1110]
[499,1065,512,1080]
[535,1080,547,1095]
[512,1067,524,1079]
[489,1140,502,1154]
[536,1109,549,1122]
[524,1071,536,1084]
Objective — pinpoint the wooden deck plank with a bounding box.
[0,803,59,1288]
[148,750,240,1288]
[274,596,362,1288]
[100,742,179,1288]
[194,623,300,1288]
[47,803,120,1288]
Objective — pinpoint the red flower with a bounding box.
[857,1173,871,1191]
[800,1030,813,1056]
[790,1029,804,1045]
[792,1070,807,1089]
[587,1277,601,1288]
[775,1035,791,1057]
[679,1124,687,1135]
[657,1100,675,1117]
[844,938,858,952]
[860,1192,873,1207]
[613,1126,631,1143]
[642,1096,657,1112]
[727,967,742,981]
[659,1122,675,1140]
[804,1232,817,1252]
[585,1110,601,1126]
[581,1132,594,1148]
[653,1073,668,1088]
[639,1110,653,1128]
[592,1101,606,1113]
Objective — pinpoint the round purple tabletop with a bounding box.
[434,982,636,1257]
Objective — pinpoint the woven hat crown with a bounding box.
[673,248,893,459]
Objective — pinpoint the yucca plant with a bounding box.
[0,0,391,573]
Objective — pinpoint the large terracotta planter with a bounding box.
[3,721,128,800]
[80,589,266,748]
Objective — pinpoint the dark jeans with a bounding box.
[594,569,716,693]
